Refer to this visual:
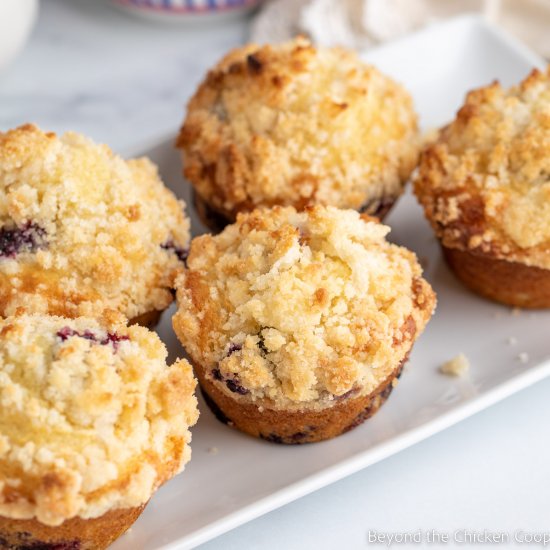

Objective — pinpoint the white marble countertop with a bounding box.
[0,0,247,153]
[1,1,549,549]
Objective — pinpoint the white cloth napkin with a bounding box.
[251,0,550,58]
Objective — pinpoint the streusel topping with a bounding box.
[0,314,198,526]
[0,124,190,319]
[178,37,419,217]
[173,206,435,409]
[415,68,550,268]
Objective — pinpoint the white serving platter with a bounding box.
[112,15,550,550]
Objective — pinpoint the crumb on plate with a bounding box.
[517,352,529,364]
[439,353,470,377]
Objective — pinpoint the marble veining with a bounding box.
[0,0,247,152]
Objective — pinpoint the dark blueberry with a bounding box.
[260,433,284,444]
[200,386,233,426]
[161,240,189,265]
[342,385,396,434]
[56,326,78,342]
[211,368,223,381]
[225,378,249,395]
[379,383,395,400]
[17,541,80,550]
[260,431,312,445]
[226,343,242,357]
[57,327,99,343]
[0,222,46,258]
[257,329,269,355]
[246,53,263,73]
[101,332,130,351]
[81,330,97,342]
[212,365,249,394]
[56,327,128,352]
[289,432,308,442]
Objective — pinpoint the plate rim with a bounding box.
[125,14,549,550]
[359,12,545,70]
[169,359,550,550]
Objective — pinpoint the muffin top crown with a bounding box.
[0,124,190,319]
[415,67,550,268]
[178,37,419,215]
[173,206,435,409]
[0,314,198,526]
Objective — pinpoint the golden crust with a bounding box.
[414,67,550,269]
[197,357,404,443]
[0,504,146,549]
[442,245,550,308]
[0,314,199,526]
[0,124,191,320]
[178,38,419,217]
[173,205,436,410]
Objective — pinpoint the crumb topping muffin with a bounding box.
[0,314,198,527]
[173,206,435,411]
[415,68,550,269]
[178,37,419,220]
[0,124,190,320]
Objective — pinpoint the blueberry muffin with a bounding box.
[173,206,435,443]
[415,68,550,308]
[0,124,190,324]
[0,313,198,550]
[177,38,419,232]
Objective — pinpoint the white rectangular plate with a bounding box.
[112,15,550,550]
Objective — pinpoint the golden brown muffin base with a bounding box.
[196,360,405,444]
[0,504,146,550]
[193,190,398,234]
[129,309,163,329]
[442,245,550,308]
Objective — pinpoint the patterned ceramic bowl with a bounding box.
[112,0,263,22]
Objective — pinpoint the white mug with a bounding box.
[0,0,38,71]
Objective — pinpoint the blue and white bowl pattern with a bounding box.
[113,0,262,16]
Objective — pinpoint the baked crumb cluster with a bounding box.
[173,206,435,409]
[415,68,550,269]
[0,314,198,526]
[439,353,470,377]
[178,37,419,217]
[0,124,190,320]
